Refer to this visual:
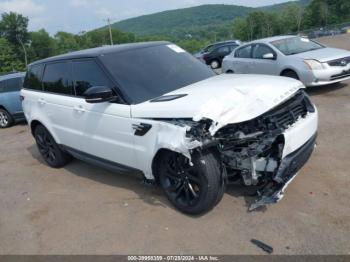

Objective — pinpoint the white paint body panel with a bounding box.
[22,73,318,180]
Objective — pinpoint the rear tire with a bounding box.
[0,109,13,128]
[34,125,72,168]
[157,150,224,215]
[282,70,299,80]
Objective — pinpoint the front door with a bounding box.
[249,44,279,75]
[71,59,136,168]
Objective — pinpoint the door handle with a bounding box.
[38,98,46,105]
[73,105,85,113]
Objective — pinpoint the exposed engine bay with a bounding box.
[169,90,317,210]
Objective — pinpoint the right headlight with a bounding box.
[304,59,326,70]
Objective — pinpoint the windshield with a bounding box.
[271,37,324,55]
[100,44,215,104]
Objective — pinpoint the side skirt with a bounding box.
[61,145,142,175]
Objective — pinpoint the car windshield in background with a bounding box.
[271,37,324,55]
[100,44,215,104]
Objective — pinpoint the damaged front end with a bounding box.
[185,90,317,211]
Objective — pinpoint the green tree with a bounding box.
[54,31,79,54]
[0,38,24,73]
[0,12,29,46]
[29,29,56,61]
[232,17,249,41]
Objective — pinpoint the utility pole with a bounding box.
[16,35,28,68]
[105,18,114,45]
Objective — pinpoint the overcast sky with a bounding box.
[0,0,296,34]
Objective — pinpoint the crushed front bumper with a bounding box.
[249,133,317,211]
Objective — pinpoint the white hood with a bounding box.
[131,74,304,134]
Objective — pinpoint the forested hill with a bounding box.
[110,0,311,36]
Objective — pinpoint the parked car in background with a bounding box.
[22,42,318,214]
[222,35,350,86]
[194,40,241,69]
[0,72,25,128]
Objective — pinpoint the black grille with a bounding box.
[260,90,313,130]
[328,56,350,67]
[216,90,314,137]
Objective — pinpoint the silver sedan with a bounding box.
[222,35,350,86]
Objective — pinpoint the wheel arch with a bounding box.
[151,148,174,182]
[0,105,8,112]
[280,68,299,78]
[151,146,223,182]
[30,119,43,136]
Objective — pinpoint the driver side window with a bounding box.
[72,59,113,97]
[252,44,275,59]
[235,45,252,58]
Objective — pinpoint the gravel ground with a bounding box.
[0,35,350,255]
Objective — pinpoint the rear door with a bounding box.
[40,61,83,150]
[231,44,253,73]
[71,59,136,168]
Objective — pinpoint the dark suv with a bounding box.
[195,41,241,69]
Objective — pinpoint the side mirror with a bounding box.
[263,53,275,60]
[83,86,117,104]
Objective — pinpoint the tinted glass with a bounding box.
[5,77,23,92]
[42,62,74,95]
[217,46,230,54]
[252,44,274,59]
[235,45,252,58]
[100,44,215,104]
[24,64,44,90]
[72,59,112,96]
[271,37,324,55]
[0,80,5,93]
[229,45,238,51]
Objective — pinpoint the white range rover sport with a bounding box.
[21,42,318,214]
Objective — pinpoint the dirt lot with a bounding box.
[1,35,350,255]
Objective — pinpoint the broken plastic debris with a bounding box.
[251,239,273,254]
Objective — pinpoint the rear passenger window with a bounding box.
[42,62,74,95]
[0,81,5,93]
[235,45,252,58]
[5,77,23,92]
[24,64,44,90]
[72,59,112,97]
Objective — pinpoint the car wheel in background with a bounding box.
[0,109,13,128]
[210,60,220,69]
[282,70,299,80]
[34,125,72,168]
[157,150,224,215]
[226,70,234,74]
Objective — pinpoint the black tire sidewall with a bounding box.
[0,109,13,128]
[34,125,71,168]
[158,150,223,215]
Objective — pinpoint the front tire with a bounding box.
[157,150,224,215]
[0,109,13,128]
[282,70,299,80]
[34,125,72,168]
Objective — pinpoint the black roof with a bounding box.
[29,41,170,66]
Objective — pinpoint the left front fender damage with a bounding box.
[136,90,318,211]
